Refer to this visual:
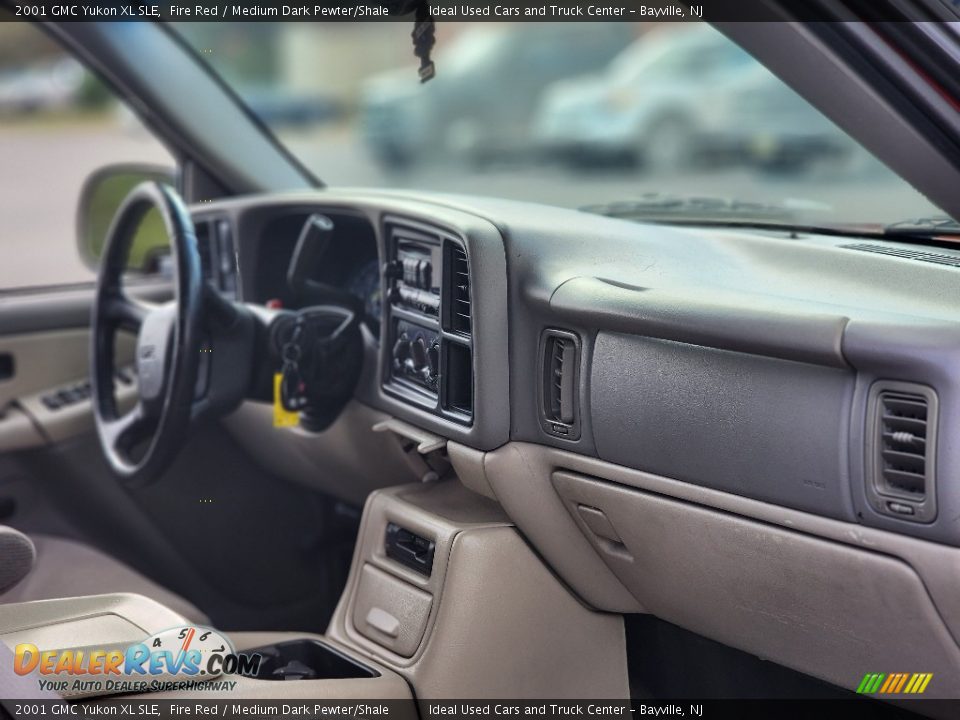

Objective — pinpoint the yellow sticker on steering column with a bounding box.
[273,373,300,428]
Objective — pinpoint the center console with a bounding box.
[0,596,409,702]
[0,478,628,702]
[327,477,628,699]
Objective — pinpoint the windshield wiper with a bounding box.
[884,216,960,237]
[580,193,801,224]
[578,193,869,238]
[582,194,960,243]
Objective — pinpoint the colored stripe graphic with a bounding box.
[893,673,909,693]
[856,673,886,694]
[859,672,933,694]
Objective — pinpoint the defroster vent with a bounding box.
[866,382,938,523]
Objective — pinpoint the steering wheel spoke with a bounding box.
[102,403,152,454]
[104,294,155,332]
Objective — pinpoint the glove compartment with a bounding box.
[552,470,960,697]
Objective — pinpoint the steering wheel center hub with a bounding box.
[136,304,175,406]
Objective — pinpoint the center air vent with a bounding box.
[540,329,580,440]
[866,382,938,524]
[195,217,238,298]
[448,243,471,335]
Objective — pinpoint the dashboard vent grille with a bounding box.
[450,246,471,334]
[841,243,960,268]
[540,330,580,440]
[867,382,938,523]
[878,392,929,496]
[195,217,238,298]
[548,337,574,422]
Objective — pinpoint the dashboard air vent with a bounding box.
[195,217,238,298]
[841,243,960,268]
[540,329,580,440]
[548,337,574,422]
[450,245,471,334]
[866,382,938,523]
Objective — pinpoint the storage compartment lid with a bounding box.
[352,563,432,658]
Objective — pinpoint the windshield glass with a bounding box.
[176,21,948,229]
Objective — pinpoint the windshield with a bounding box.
[176,21,948,230]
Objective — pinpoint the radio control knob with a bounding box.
[384,260,403,280]
[392,334,411,370]
[411,337,428,370]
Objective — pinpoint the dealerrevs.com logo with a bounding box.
[13,626,261,697]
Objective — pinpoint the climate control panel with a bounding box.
[391,320,441,394]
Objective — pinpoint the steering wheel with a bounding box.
[91,182,204,486]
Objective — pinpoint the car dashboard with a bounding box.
[193,189,960,544]
[190,188,960,694]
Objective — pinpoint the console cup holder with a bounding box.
[239,639,378,681]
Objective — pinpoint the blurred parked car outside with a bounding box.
[237,86,344,129]
[531,26,753,169]
[360,23,635,170]
[0,58,84,116]
[694,65,858,173]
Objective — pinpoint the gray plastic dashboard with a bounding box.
[195,189,960,548]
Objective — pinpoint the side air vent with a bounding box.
[841,243,960,268]
[447,243,471,335]
[540,329,580,440]
[866,382,938,523]
[195,217,238,298]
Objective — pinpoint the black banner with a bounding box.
[0,699,952,720]
[3,0,960,22]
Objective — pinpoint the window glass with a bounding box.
[177,21,946,230]
[0,20,173,291]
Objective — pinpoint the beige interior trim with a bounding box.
[135,632,413,702]
[0,593,187,643]
[329,482,629,699]
[17,382,137,447]
[0,331,134,407]
[0,407,44,453]
[556,471,960,697]
[0,598,412,702]
[484,444,642,613]
[0,330,92,408]
[222,401,422,506]
[0,593,190,698]
[448,442,498,501]
[482,442,960,696]
[0,330,136,449]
